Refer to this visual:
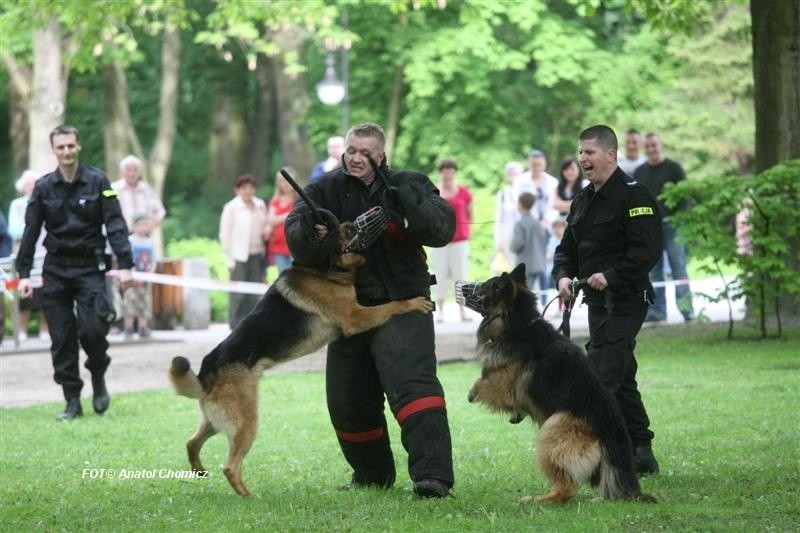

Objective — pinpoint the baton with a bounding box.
[279,167,324,225]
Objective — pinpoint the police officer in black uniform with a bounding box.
[285,122,456,498]
[16,125,133,421]
[553,124,663,475]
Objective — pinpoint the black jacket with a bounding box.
[552,167,663,303]
[285,167,455,303]
[16,165,133,278]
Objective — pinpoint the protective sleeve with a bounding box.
[284,185,341,268]
[15,186,44,279]
[389,173,455,248]
[603,186,664,287]
[100,177,134,269]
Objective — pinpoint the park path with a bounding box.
[1,279,744,408]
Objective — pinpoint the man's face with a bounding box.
[344,135,385,184]
[644,136,663,164]
[51,133,81,168]
[579,138,616,186]
[528,156,546,177]
[122,162,141,185]
[624,133,641,158]
[236,182,256,202]
[439,167,456,185]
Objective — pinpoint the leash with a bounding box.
[557,277,588,338]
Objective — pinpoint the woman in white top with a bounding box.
[219,174,269,328]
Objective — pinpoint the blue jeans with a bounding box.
[273,253,292,274]
[525,271,548,308]
[649,223,694,319]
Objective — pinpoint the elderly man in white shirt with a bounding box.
[111,155,167,233]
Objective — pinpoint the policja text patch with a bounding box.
[628,207,654,217]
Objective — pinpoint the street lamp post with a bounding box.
[315,14,350,134]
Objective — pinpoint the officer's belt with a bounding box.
[47,255,98,267]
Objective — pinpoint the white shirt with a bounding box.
[219,196,268,267]
[513,171,559,223]
[618,155,647,176]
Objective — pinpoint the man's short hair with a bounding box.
[626,128,641,136]
[518,191,536,210]
[234,174,257,189]
[437,159,458,172]
[345,123,385,151]
[579,124,618,151]
[528,149,546,159]
[50,124,80,146]
[120,155,142,171]
[644,132,660,140]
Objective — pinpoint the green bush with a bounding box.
[663,158,800,337]
[165,237,230,323]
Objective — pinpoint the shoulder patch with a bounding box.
[629,206,654,217]
[102,189,118,198]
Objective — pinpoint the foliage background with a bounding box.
[0,0,754,287]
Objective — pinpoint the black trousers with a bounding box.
[326,309,454,488]
[40,266,114,399]
[228,254,265,329]
[585,296,655,447]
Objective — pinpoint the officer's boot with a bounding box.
[633,444,660,476]
[92,374,110,414]
[56,397,83,421]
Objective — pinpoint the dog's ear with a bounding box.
[510,263,526,285]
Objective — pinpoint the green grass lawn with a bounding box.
[2,324,798,531]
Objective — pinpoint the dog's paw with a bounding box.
[408,296,434,314]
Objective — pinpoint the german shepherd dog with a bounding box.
[169,220,433,497]
[466,264,655,503]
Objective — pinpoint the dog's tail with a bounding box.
[169,356,205,399]
[598,446,657,503]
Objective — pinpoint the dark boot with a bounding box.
[56,398,83,421]
[413,479,452,498]
[92,375,110,414]
[634,444,660,476]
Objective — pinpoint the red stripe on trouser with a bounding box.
[335,427,385,443]
[395,396,446,425]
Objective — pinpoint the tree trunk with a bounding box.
[3,53,31,177]
[270,25,315,183]
[751,0,800,317]
[751,0,800,172]
[148,23,180,200]
[29,17,67,175]
[208,93,246,188]
[385,64,404,163]
[145,23,181,255]
[246,53,275,184]
[103,61,130,176]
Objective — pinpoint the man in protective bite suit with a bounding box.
[285,122,456,498]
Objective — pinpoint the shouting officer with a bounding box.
[16,125,133,421]
[552,124,663,475]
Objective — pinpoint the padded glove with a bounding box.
[299,207,340,237]
[391,182,425,213]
